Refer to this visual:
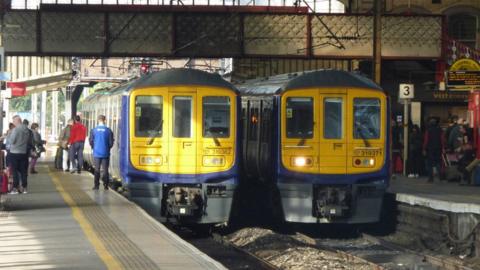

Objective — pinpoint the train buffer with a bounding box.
[0,164,226,270]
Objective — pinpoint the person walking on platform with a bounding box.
[89,115,114,190]
[69,115,87,174]
[407,125,423,178]
[29,123,44,174]
[423,117,445,183]
[58,119,73,172]
[7,116,32,194]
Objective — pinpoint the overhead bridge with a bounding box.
[3,4,443,59]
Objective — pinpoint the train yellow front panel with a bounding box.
[281,88,386,175]
[319,91,347,174]
[196,87,236,174]
[130,86,236,175]
[346,89,386,174]
[281,90,320,174]
[129,87,169,173]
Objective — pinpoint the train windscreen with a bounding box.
[135,96,163,137]
[203,96,230,138]
[353,98,380,139]
[286,97,313,138]
[324,98,343,139]
[173,96,193,138]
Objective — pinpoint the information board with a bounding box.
[447,71,480,88]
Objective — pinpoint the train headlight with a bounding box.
[353,158,375,167]
[140,155,162,166]
[203,156,225,167]
[292,156,312,167]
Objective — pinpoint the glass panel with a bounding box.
[173,97,192,138]
[286,97,313,138]
[135,96,163,137]
[203,96,230,138]
[324,97,342,139]
[354,98,381,139]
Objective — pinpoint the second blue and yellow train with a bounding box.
[79,68,389,225]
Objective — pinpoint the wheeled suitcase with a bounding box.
[54,147,63,170]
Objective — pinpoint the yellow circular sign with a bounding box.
[450,58,480,71]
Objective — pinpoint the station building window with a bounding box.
[448,13,478,48]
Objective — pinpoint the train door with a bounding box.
[281,92,319,173]
[168,91,197,174]
[319,93,347,174]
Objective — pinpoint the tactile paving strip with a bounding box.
[51,169,159,270]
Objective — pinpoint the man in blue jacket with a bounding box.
[89,115,114,190]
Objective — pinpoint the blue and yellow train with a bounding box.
[238,70,389,223]
[79,68,389,225]
[80,68,240,224]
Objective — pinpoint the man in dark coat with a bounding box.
[423,118,445,182]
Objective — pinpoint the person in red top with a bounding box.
[68,115,87,174]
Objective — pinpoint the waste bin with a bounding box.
[474,166,480,186]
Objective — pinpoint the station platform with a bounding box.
[0,164,226,270]
[388,176,480,214]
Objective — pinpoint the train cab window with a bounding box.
[286,97,313,138]
[203,96,230,138]
[135,96,163,137]
[353,98,381,139]
[324,98,343,139]
[173,96,192,138]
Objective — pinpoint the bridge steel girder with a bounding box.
[3,4,443,59]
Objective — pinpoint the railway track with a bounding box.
[111,178,476,270]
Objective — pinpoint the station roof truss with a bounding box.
[2,4,443,60]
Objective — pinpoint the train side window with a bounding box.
[324,98,343,139]
[173,96,192,138]
[286,97,313,138]
[135,96,163,137]
[354,98,381,139]
[203,96,230,138]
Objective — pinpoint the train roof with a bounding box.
[131,68,238,92]
[83,68,237,101]
[236,69,382,95]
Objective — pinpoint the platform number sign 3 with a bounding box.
[399,84,414,99]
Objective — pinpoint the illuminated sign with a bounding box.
[447,71,480,88]
[447,59,480,90]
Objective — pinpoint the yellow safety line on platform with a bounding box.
[49,170,123,270]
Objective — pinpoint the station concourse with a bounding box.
[0,162,226,270]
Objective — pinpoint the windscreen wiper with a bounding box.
[356,126,371,147]
[147,120,163,145]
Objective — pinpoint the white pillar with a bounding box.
[31,93,38,123]
[40,91,47,139]
[3,97,8,134]
[64,88,72,122]
[52,90,58,138]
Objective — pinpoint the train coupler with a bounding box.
[313,185,352,220]
[165,185,204,217]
